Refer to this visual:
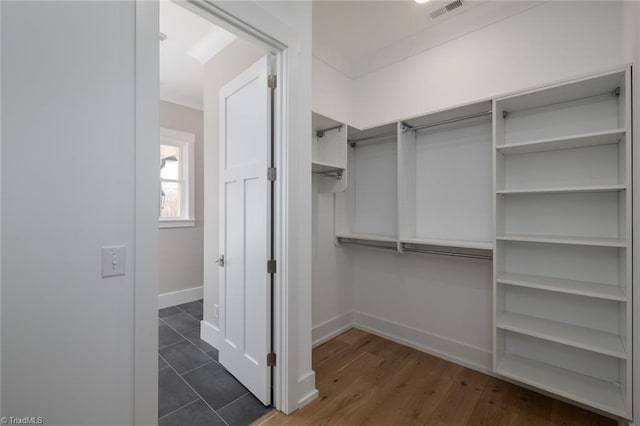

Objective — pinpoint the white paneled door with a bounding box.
[218,56,272,406]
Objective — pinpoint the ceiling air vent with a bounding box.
[445,0,464,12]
[429,0,464,20]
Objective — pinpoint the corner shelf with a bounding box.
[496,185,625,195]
[496,312,626,358]
[496,272,626,302]
[496,234,626,248]
[496,128,625,155]
[312,161,344,174]
[496,355,626,418]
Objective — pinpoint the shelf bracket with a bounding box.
[503,111,509,119]
[614,86,620,97]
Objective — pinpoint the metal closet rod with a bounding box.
[402,247,492,261]
[316,124,343,138]
[313,169,343,180]
[337,239,493,260]
[402,110,492,133]
[348,131,397,147]
[337,239,397,251]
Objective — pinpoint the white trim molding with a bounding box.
[134,1,160,423]
[200,319,222,349]
[158,286,204,309]
[312,312,354,348]
[353,311,493,375]
[159,219,196,228]
[297,371,319,409]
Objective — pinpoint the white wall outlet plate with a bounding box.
[102,245,126,278]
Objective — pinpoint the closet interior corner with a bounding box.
[311,66,633,420]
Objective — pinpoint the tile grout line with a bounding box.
[216,391,250,413]
[157,397,201,421]
[158,352,230,426]
[159,305,232,426]
[160,316,220,364]
[179,360,215,377]
[158,337,189,351]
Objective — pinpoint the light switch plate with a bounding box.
[102,246,126,278]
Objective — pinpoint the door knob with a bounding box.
[216,254,225,267]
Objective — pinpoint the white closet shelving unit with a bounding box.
[335,122,398,247]
[398,101,494,258]
[312,112,348,193]
[318,67,633,419]
[493,68,632,419]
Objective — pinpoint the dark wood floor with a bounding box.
[256,328,616,426]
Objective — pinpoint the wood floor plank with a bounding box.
[253,329,617,426]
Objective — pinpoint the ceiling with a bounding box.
[313,0,541,78]
[160,1,236,110]
[160,1,543,108]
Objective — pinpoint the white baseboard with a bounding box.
[297,371,319,408]
[312,312,354,348]
[353,311,493,375]
[200,320,221,349]
[158,286,203,309]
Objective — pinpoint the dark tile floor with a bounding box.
[158,300,271,426]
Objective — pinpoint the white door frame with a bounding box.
[134,0,308,423]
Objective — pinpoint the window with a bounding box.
[159,128,195,228]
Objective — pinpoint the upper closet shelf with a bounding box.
[497,71,624,112]
[496,185,626,195]
[496,129,625,155]
[496,234,626,248]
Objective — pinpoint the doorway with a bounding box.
[153,1,280,423]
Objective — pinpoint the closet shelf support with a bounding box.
[316,124,343,138]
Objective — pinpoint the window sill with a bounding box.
[159,219,196,229]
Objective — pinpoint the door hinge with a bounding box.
[268,74,277,89]
[267,167,277,181]
[267,259,276,274]
[267,352,276,367]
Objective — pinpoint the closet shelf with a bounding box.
[400,237,493,251]
[496,272,626,301]
[496,234,626,248]
[497,355,626,417]
[497,312,626,359]
[336,233,397,243]
[312,161,344,174]
[496,184,625,195]
[496,129,625,155]
[497,71,624,112]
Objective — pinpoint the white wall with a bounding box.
[311,181,354,346]
[159,100,204,299]
[201,37,264,332]
[312,57,353,125]
[1,1,136,424]
[353,1,625,128]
